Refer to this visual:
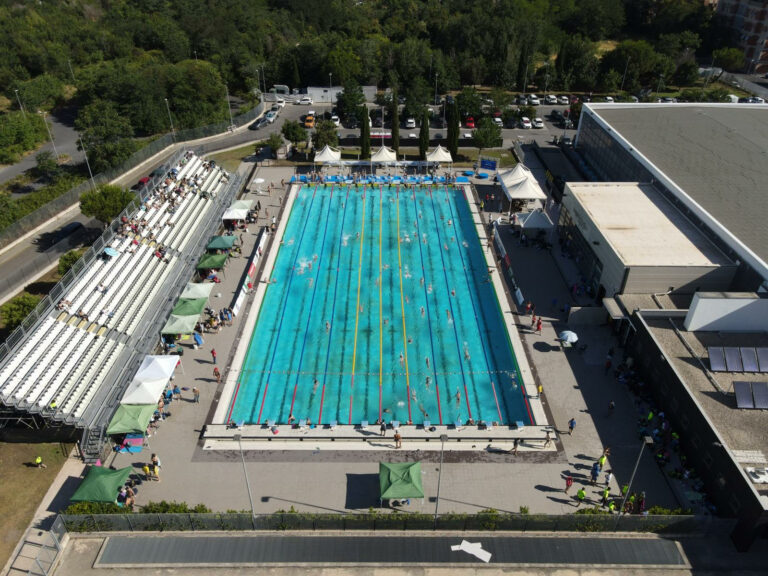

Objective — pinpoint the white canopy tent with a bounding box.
[179,282,214,300]
[370,146,398,164]
[222,199,254,221]
[120,355,180,405]
[314,145,341,164]
[515,209,554,230]
[498,164,547,201]
[426,145,453,164]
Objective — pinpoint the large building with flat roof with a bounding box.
[575,104,768,293]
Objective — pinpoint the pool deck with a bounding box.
[208,182,548,446]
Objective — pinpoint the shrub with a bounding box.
[58,248,85,276]
[140,500,212,513]
[0,293,41,330]
[62,501,123,515]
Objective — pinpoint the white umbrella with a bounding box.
[253,178,265,184]
[558,330,578,344]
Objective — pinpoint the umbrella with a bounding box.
[103,247,119,257]
[559,330,578,344]
[253,178,265,184]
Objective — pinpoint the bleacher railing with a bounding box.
[0,101,266,250]
[59,512,706,534]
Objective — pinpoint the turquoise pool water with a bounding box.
[228,184,533,426]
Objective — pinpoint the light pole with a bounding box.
[38,111,59,159]
[225,84,234,130]
[329,73,333,105]
[164,98,175,142]
[14,89,25,117]
[433,434,449,528]
[254,69,261,95]
[620,57,631,92]
[67,59,76,83]
[613,436,653,529]
[79,134,97,191]
[435,71,439,105]
[656,74,664,96]
[260,63,266,95]
[234,434,256,527]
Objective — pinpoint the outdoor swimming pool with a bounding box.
[227,184,533,427]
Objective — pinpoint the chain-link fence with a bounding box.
[0,102,265,249]
[59,512,704,534]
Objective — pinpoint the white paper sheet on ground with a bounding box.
[450,540,492,563]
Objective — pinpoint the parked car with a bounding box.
[532,117,544,129]
[492,117,503,127]
[265,111,278,123]
[249,117,268,130]
[558,95,569,105]
[405,118,416,129]
[304,115,315,129]
[570,95,580,104]
[345,116,359,129]
[604,96,614,103]
[528,94,540,105]
[270,104,281,113]
[465,116,476,128]
[516,94,528,105]
[330,115,340,127]
[275,98,286,108]
[297,96,313,105]
[520,116,532,129]
[544,94,557,105]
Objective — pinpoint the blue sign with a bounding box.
[480,158,498,171]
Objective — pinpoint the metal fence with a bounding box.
[59,512,704,534]
[0,102,265,249]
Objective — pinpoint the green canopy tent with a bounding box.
[196,253,228,270]
[379,462,424,503]
[107,404,157,435]
[161,314,199,335]
[206,236,237,251]
[70,466,133,503]
[171,298,208,316]
[179,282,214,300]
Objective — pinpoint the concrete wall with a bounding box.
[684,292,768,332]
[624,265,737,295]
[306,85,377,103]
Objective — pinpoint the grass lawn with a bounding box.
[208,144,259,172]
[0,442,74,568]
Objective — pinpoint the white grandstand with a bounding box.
[0,150,240,458]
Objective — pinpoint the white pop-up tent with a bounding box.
[515,209,554,230]
[314,145,341,164]
[426,145,453,164]
[120,355,180,405]
[222,199,254,221]
[498,164,547,201]
[371,146,397,164]
[179,282,214,300]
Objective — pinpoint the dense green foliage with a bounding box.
[312,120,339,150]
[0,112,48,164]
[0,293,41,331]
[58,248,86,277]
[281,120,307,149]
[359,107,370,159]
[418,110,430,160]
[473,117,503,153]
[80,185,135,223]
[62,500,212,514]
[0,173,85,232]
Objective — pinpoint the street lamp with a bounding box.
[79,134,97,191]
[38,110,59,159]
[14,89,26,117]
[67,59,76,83]
[260,63,266,95]
[620,57,631,92]
[164,98,175,142]
[234,434,256,527]
[613,436,654,529]
[433,434,449,528]
[435,71,439,105]
[225,84,234,130]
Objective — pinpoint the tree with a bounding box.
[58,248,85,276]
[456,87,483,120]
[418,109,430,160]
[0,293,42,332]
[266,133,284,158]
[473,117,502,156]
[390,90,400,153]
[447,101,459,159]
[281,120,308,150]
[80,185,135,224]
[673,61,699,87]
[359,106,371,159]
[76,100,138,172]
[713,47,745,73]
[34,151,60,181]
[336,81,366,124]
[312,120,339,150]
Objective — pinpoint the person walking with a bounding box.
[394,431,402,449]
[605,469,613,487]
[601,486,611,507]
[564,475,574,494]
[598,454,607,469]
[590,465,600,486]
[380,422,387,436]
[568,417,576,435]
[193,387,200,403]
[575,487,586,507]
[512,438,519,455]
[544,430,552,447]
[535,317,543,335]
[211,348,217,364]
[530,313,537,327]
[213,366,221,384]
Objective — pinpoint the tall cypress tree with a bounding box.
[447,101,459,159]
[418,109,430,160]
[359,105,371,159]
[390,90,400,153]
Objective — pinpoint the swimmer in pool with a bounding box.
[425,357,430,369]
[455,388,461,407]
[425,376,431,389]
[312,378,319,393]
[399,353,404,367]
[420,306,425,317]
[325,321,330,332]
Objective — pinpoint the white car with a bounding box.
[492,117,503,127]
[405,118,416,129]
[604,96,614,103]
[558,95,569,105]
[265,111,278,123]
[520,116,532,129]
[544,95,557,105]
[528,94,540,105]
[330,115,340,127]
[297,96,313,105]
[532,117,544,129]
[275,98,286,108]
[307,109,316,117]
